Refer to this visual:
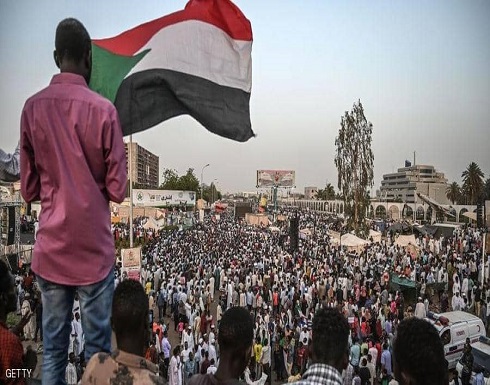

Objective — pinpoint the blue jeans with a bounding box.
[37,271,114,385]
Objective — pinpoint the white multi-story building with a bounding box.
[379,164,449,204]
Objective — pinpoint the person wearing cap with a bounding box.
[414,297,426,319]
[209,324,216,344]
[452,292,462,311]
[182,325,195,352]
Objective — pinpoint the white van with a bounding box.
[426,311,485,369]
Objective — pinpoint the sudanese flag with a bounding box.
[90,0,254,142]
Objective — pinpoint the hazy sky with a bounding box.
[1,1,489,194]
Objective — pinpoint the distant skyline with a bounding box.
[1,1,489,193]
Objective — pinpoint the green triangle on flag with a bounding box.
[89,43,150,103]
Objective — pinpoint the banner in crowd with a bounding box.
[256,170,295,188]
[133,189,196,207]
[121,247,142,281]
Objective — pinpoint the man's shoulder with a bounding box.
[82,352,118,382]
[83,351,163,385]
[24,79,116,115]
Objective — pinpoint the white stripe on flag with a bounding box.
[127,20,252,92]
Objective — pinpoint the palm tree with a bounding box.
[445,182,461,204]
[315,183,336,200]
[325,183,336,200]
[461,162,485,205]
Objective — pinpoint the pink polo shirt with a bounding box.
[20,73,127,285]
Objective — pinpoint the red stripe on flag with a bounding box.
[93,0,252,56]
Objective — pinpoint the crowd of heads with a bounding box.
[109,207,487,383]
[2,205,487,383]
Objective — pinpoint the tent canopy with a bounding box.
[413,225,437,236]
[395,234,418,248]
[143,217,165,230]
[462,211,477,221]
[340,233,371,247]
[369,229,382,243]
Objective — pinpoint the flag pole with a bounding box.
[129,135,134,248]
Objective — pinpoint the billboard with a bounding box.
[257,170,295,188]
[133,189,196,207]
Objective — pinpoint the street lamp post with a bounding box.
[200,163,210,202]
[212,178,218,204]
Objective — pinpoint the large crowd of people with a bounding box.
[4,206,489,384]
[114,208,490,383]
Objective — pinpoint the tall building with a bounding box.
[379,164,449,204]
[125,142,159,189]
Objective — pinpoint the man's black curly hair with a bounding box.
[393,317,448,385]
[112,279,148,336]
[218,306,253,353]
[55,18,91,63]
[311,307,349,364]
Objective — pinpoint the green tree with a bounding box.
[315,183,336,200]
[334,100,374,236]
[461,162,485,204]
[178,168,200,192]
[160,169,180,190]
[446,182,461,205]
[159,167,201,196]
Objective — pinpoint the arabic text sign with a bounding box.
[257,170,295,188]
[133,189,196,206]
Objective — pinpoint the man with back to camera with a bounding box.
[82,279,164,384]
[189,306,254,385]
[20,17,127,384]
[392,317,448,385]
[289,307,349,385]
